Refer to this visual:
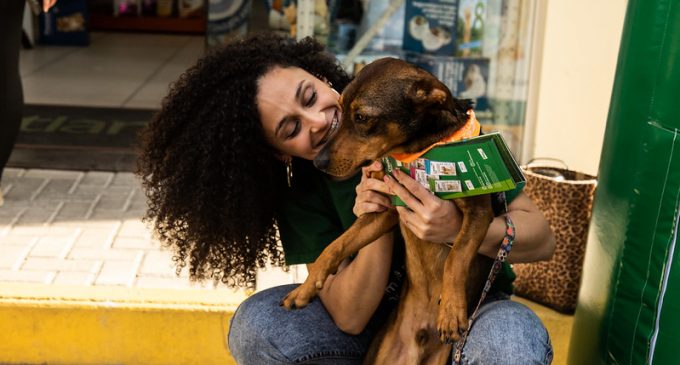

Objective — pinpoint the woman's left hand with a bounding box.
[383,168,461,243]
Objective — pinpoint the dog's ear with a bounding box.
[408,79,448,107]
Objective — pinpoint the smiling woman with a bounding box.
[258,66,342,161]
[137,32,351,289]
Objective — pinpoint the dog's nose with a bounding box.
[314,148,330,171]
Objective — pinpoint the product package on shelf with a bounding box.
[455,0,486,57]
[265,0,330,41]
[403,0,458,55]
[381,132,524,206]
[116,0,139,16]
[179,0,205,18]
[39,0,89,46]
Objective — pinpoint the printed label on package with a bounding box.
[434,180,463,193]
[427,160,457,175]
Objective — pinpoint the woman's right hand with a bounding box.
[353,161,393,217]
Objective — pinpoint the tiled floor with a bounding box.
[0,167,303,292]
[20,32,205,109]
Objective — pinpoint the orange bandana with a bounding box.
[390,110,481,163]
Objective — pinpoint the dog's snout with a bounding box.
[314,148,330,171]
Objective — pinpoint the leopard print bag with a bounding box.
[512,164,597,313]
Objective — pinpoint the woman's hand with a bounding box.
[383,168,462,243]
[353,161,393,217]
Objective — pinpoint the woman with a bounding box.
[137,32,555,364]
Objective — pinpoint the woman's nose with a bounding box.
[304,110,326,133]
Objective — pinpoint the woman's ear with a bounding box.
[275,153,292,163]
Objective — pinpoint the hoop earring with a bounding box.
[285,158,293,187]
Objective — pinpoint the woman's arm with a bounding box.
[313,231,393,335]
[313,163,396,335]
[476,192,555,263]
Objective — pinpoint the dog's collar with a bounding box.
[390,110,480,163]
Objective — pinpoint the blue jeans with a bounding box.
[227,284,553,364]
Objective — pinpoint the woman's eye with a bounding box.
[286,120,301,139]
[305,89,317,107]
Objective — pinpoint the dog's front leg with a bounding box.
[281,210,398,310]
[437,196,493,343]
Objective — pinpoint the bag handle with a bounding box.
[523,158,570,181]
[524,157,569,169]
[524,158,599,183]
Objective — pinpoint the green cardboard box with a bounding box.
[382,132,525,206]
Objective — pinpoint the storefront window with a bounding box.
[292,0,538,156]
[201,0,538,154]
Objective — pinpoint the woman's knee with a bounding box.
[227,284,372,365]
[228,285,298,364]
[458,299,553,365]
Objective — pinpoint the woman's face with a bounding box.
[258,66,342,161]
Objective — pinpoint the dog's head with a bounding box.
[314,58,473,177]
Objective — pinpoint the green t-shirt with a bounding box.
[277,160,519,294]
[278,161,361,264]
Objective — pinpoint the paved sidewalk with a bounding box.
[0,167,223,290]
[0,167,304,290]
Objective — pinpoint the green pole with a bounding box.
[568,0,680,364]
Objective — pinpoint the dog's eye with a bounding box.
[354,113,367,124]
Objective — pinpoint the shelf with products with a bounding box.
[88,0,206,34]
[89,14,206,33]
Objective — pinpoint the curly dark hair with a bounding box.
[137,32,351,288]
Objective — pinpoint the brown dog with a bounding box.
[281,58,495,365]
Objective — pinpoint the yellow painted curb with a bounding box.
[0,283,249,365]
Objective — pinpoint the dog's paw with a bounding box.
[437,297,468,344]
[280,281,319,310]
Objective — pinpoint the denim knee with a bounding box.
[227,284,371,365]
[457,299,553,365]
[228,286,293,364]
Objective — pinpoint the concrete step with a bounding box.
[0,282,247,364]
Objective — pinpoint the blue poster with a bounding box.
[403,0,458,55]
[207,0,252,47]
